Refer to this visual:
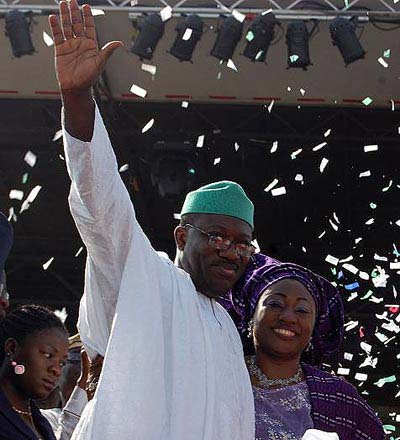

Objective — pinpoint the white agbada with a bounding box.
[63,104,255,440]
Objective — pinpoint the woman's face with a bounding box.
[253,278,316,361]
[8,328,68,400]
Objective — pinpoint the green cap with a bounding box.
[180,180,254,229]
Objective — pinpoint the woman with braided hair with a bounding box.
[0,304,68,440]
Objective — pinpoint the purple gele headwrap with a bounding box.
[227,253,344,366]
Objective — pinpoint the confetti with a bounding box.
[234,142,240,151]
[75,247,84,257]
[22,173,28,184]
[355,373,368,381]
[295,174,304,183]
[141,63,157,75]
[337,367,350,375]
[141,118,154,133]
[377,57,388,68]
[325,255,339,266]
[324,129,332,138]
[264,178,279,193]
[374,375,396,387]
[365,218,375,225]
[54,307,68,323]
[181,101,189,108]
[246,31,254,42]
[42,257,54,271]
[300,88,305,96]
[382,180,393,192]
[20,185,42,213]
[270,141,278,153]
[364,144,378,152]
[182,28,193,41]
[9,190,24,200]
[291,148,302,160]
[119,164,129,172]
[213,157,221,165]
[359,170,371,178]
[271,186,286,196]
[362,97,373,106]
[53,129,63,142]
[130,84,147,98]
[383,49,391,58]
[268,100,274,113]
[42,31,54,47]
[91,8,105,16]
[232,9,246,23]
[227,59,238,72]
[160,5,173,22]
[313,142,327,152]
[319,158,329,173]
[196,135,204,148]
[290,55,299,63]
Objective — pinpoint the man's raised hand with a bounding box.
[49,0,123,93]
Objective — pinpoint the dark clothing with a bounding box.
[304,363,385,440]
[0,389,56,440]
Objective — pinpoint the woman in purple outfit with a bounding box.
[226,253,384,440]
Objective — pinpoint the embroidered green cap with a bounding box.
[180,181,254,229]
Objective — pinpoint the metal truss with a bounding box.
[1,0,400,18]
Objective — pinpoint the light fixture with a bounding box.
[330,17,366,66]
[169,15,204,62]
[286,21,312,70]
[243,12,277,62]
[5,10,35,58]
[211,15,244,62]
[131,13,165,60]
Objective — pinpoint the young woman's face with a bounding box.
[253,279,316,361]
[10,328,68,399]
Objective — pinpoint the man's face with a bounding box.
[175,214,253,298]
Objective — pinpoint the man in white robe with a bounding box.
[49,2,255,439]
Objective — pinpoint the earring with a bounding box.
[8,354,25,375]
[247,319,254,338]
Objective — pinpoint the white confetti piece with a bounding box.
[196,135,204,148]
[390,262,400,270]
[8,207,17,222]
[395,220,400,227]
[290,55,299,63]
[20,185,42,213]
[141,63,157,75]
[213,157,221,165]
[262,8,273,15]
[300,88,305,96]
[9,190,24,200]
[365,218,374,225]
[75,246,84,257]
[130,84,147,98]
[295,174,303,182]
[376,332,388,342]
[181,101,189,108]
[360,342,372,353]
[344,352,353,361]
[246,30,254,42]
[232,9,246,22]
[119,164,129,172]
[24,151,37,167]
[227,59,238,72]
[318,231,326,239]
[42,31,54,47]
[355,373,368,381]
[252,238,260,253]
[374,253,388,261]
[364,144,378,152]
[43,257,54,270]
[302,430,339,440]
[160,5,172,21]
[287,86,292,92]
[270,141,278,153]
[324,129,331,138]
[264,178,279,193]
[313,142,327,152]
[359,271,369,280]
[344,320,358,331]
[291,148,302,160]
[173,213,181,220]
[329,219,339,231]
[359,170,371,178]
[53,129,63,142]
[343,263,359,274]
[92,8,105,15]
[319,157,329,173]
[141,118,154,133]
[391,100,395,111]
[54,307,68,323]
[337,367,350,376]
[234,142,240,151]
[377,57,388,68]
[268,100,274,113]
[382,180,393,192]
[182,28,193,40]
[271,186,286,196]
[355,237,362,244]
[325,255,339,266]
[374,375,396,387]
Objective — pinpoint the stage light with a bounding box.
[243,12,277,62]
[5,10,35,58]
[131,13,165,60]
[286,21,312,70]
[211,15,244,62]
[169,15,204,62]
[329,17,366,66]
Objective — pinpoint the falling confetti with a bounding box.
[53,129,63,142]
[234,142,240,151]
[364,144,378,152]
[377,57,388,68]
[227,59,238,72]
[9,190,24,200]
[119,164,129,172]
[182,28,193,40]
[20,185,42,213]
[91,8,105,16]
[42,31,54,47]
[75,247,84,257]
[268,100,274,113]
[270,141,278,153]
[271,186,286,196]
[181,101,189,108]
[196,135,204,148]
[130,84,147,98]
[324,129,332,138]
[362,97,373,106]
[264,178,279,193]
[160,5,173,22]
[142,119,154,133]
[54,307,68,323]
[313,142,327,152]
[232,9,246,23]
[24,151,37,167]
[43,257,54,271]
[213,157,221,165]
[141,63,157,76]
[319,157,329,173]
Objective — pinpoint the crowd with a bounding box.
[0,1,386,439]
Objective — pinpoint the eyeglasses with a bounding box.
[184,224,255,257]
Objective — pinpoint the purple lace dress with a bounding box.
[253,381,314,440]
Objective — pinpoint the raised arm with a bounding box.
[49,0,122,140]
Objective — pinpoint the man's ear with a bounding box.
[174,226,188,251]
